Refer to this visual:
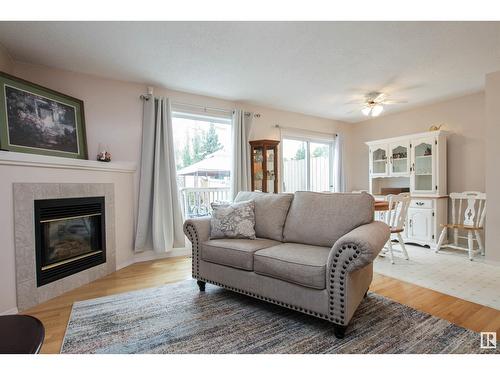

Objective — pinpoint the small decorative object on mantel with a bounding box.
[97,143,111,162]
[0,72,88,159]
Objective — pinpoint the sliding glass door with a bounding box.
[282,136,335,193]
[309,142,332,192]
[282,139,308,192]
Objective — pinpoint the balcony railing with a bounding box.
[180,187,231,218]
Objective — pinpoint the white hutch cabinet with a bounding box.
[366,130,448,248]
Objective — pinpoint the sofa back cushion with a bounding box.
[283,191,374,247]
[234,191,294,241]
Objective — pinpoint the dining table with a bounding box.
[374,200,390,211]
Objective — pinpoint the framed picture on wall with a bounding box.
[0,71,88,159]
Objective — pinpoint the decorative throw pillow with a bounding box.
[210,200,256,239]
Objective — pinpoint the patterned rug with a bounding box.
[61,280,496,354]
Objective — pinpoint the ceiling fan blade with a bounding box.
[346,108,361,114]
[383,100,408,104]
[373,92,386,102]
[344,100,366,105]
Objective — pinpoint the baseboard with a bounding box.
[0,307,19,316]
[116,247,191,270]
[133,247,191,263]
[116,257,135,270]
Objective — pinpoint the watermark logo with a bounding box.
[480,332,497,349]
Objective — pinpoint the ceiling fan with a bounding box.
[347,92,407,117]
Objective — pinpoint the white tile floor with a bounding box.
[374,243,500,310]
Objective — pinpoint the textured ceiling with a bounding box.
[0,21,499,122]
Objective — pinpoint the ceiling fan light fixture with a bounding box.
[362,106,372,116]
[371,104,384,117]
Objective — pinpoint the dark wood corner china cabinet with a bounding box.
[249,139,280,193]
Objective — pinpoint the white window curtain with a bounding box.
[333,133,346,192]
[231,109,252,199]
[134,96,185,253]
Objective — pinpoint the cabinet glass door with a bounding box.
[412,139,435,193]
[266,147,276,193]
[390,142,410,176]
[252,146,264,191]
[370,146,388,176]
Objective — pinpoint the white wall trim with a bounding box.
[0,151,136,173]
[117,247,191,270]
[0,307,19,316]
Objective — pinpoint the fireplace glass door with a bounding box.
[35,196,106,286]
[41,214,102,269]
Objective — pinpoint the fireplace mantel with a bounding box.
[0,151,136,173]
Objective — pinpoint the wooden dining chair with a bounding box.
[381,193,411,264]
[435,191,486,260]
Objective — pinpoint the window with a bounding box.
[172,111,232,217]
[282,135,335,193]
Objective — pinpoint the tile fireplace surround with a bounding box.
[13,183,116,311]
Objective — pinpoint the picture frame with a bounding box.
[0,71,88,159]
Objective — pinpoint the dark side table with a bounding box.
[0,315,45,354]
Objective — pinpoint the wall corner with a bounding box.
[0,43,14,74]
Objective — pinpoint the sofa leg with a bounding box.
[197,280,206,292]
[333,324,347,339]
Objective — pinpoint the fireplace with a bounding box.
[34,197,106,287]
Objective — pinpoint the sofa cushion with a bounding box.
[254,243,331,289]
[234,191,294,241]
[201,238,281,271]
[283,191,374,247]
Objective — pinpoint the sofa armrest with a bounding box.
[183,217,211,278]
[328,221,390,272]
[326,221,390,325]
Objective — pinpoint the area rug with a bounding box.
[61,280,497,354]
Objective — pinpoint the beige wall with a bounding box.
[346,92,486,196]
[14,62,349,168]
[0,43,14,73]
[13,62,146,164]
[13,61,349,216]
[485,71,500,262]
[0,61,347,313]
[4,55,496,312]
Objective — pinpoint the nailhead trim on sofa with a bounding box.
[184,221,365,326]
[184,223,201,278]
[195,276,331,321]
[186,222,334,323]
[327,244,362,325]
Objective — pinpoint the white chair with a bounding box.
[381,193,411,264]
[435,191,486,261]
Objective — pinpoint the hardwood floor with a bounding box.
[23,256,500,354]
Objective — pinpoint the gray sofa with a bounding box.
[183,191,390,338]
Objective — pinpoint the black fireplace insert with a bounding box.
[34,196,106,286]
